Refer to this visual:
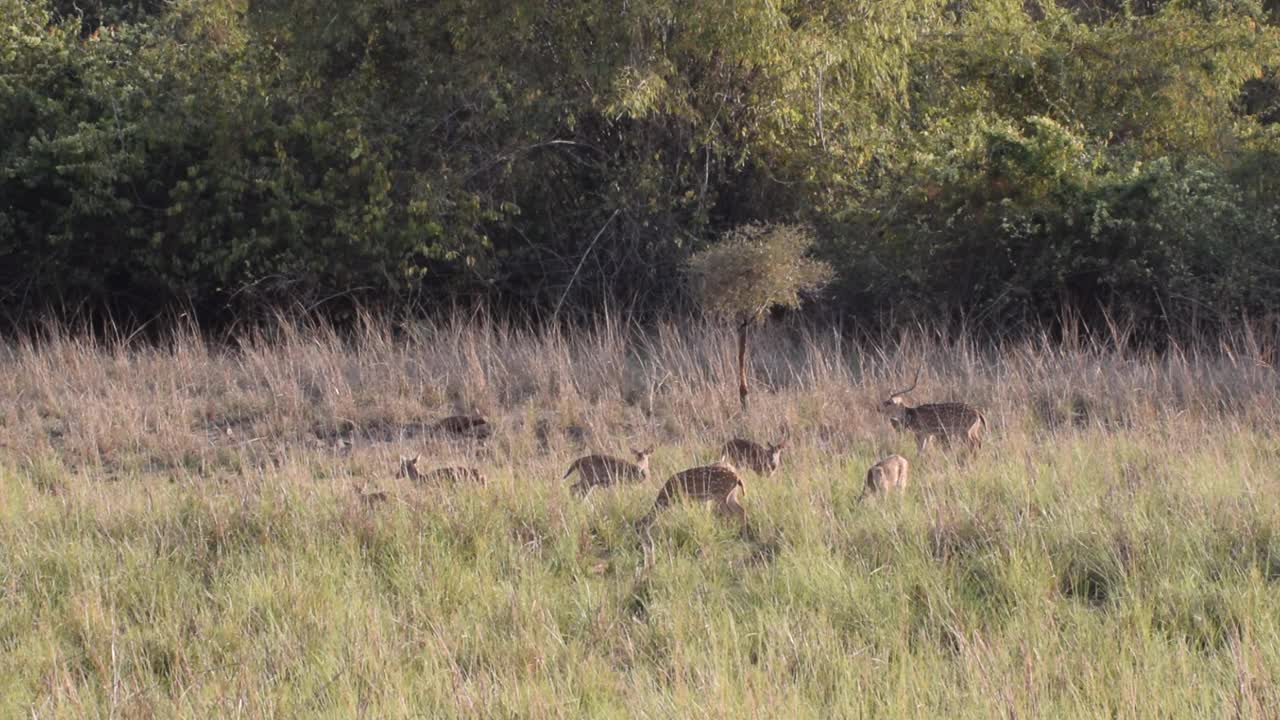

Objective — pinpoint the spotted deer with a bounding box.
[858,454,909,502]
[882,370,986,452]
[564,447,653,494]
[638,462,746,526]
[397,455,487,484]
[720,438,785,477]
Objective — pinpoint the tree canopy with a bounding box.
[687,222,833,409]
[2,0,1279,333]
[688,224,833,325]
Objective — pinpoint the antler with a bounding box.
[887,368,921,399]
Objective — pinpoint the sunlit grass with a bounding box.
[1,315,1278,717]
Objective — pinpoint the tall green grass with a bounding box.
[1,315,1278,717]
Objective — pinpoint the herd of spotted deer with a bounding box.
[369,370,987,527]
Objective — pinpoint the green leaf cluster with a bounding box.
[687,223,834,324]
[1,0,1278,331]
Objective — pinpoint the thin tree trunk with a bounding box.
[737,320,750,411]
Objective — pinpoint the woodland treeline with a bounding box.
[3,0,1279,332]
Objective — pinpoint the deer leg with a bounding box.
[968,427,982,452]
[718,487,746,523]
[718,497,746,524]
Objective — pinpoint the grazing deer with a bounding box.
[397,455,487,485]
[564,447,653,494]
[858,454,909,502]
[638,462,746,527]
[720,438,785,477]
[432,415,492,441]
[882,370,986,452]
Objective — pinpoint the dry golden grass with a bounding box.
[1,313,1278,717]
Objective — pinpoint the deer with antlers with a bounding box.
[882,369,986,452]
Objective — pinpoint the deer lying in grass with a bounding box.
[882,369,986,452]
[719,438,785,477]
[431,415,492,441]
[564,447,653,494]
[397,455,487,485]
[858,454,909,502]
[638,461,746,527]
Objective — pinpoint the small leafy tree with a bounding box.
[687,223,833,410]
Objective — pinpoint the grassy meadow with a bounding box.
[2,315,1279,718]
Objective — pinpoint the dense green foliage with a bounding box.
[3,0,1279,328]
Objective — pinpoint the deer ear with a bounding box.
[413,454,420,463]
